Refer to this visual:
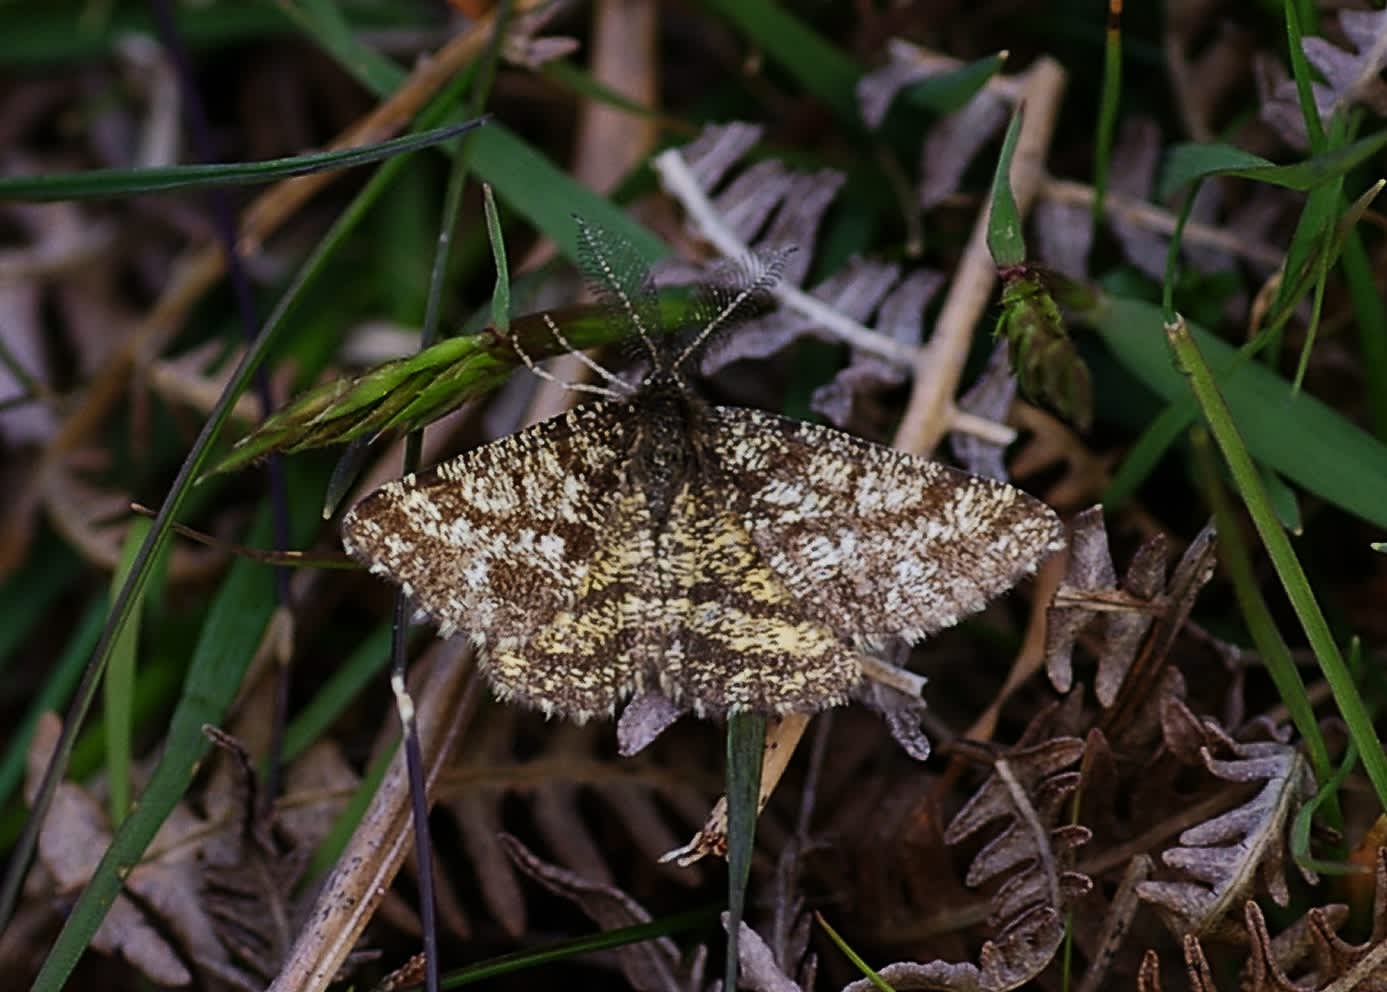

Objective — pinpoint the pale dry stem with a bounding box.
[266,639,480,992]
[893,56,1067,458]
[1042,177,1285,269]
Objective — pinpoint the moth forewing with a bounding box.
[342,221,1065,722]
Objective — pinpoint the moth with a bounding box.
[342,219,1064,721]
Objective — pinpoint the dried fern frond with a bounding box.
[1137,734,1318,938]
[1045,509,1218,739]
[843,704,1092,992]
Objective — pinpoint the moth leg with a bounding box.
[505,316,624,400]
[542,313,638,395]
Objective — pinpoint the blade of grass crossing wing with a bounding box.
[726,712,766,990]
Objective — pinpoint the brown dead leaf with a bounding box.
[24,713,229,987]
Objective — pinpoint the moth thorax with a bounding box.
[632,379,698,527]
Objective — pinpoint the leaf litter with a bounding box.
[3,4,1385,991]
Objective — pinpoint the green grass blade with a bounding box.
[897,53,1006,116]
[1291,738,1362,876]
[31,496,322,992]
[1157,131,1387,199]
[986,109,1026,268]
[437,908,719,988]
[1283,0,1327,152]
[1190,429,1334,810]
[1085,296,1387,530]
[0,119,485,202]
[1289,229,1331,392]
[1166,317,1387,813]
[483,184,512,334]
[1092,0,1122,229]
[700,0,861,121]
[725,712,766,991]
[103,518,151,827]
[817,912,896,991]
[1267,176,1341,353]
[470,123,667,261]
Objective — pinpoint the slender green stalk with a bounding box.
[103,518,151,826]
[439,908,719,988]
[1190,428,1337,823]
[1091,0,1122,229]
[817,912,895,991]
[1167,316,1387,811]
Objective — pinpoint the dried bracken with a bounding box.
[1045,509,1218,728]
[1137,733,1318,937]
[841,704,1092,992]
[652,123,959,441]
[1259,9,1387,149]
[5,5,1384,991]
